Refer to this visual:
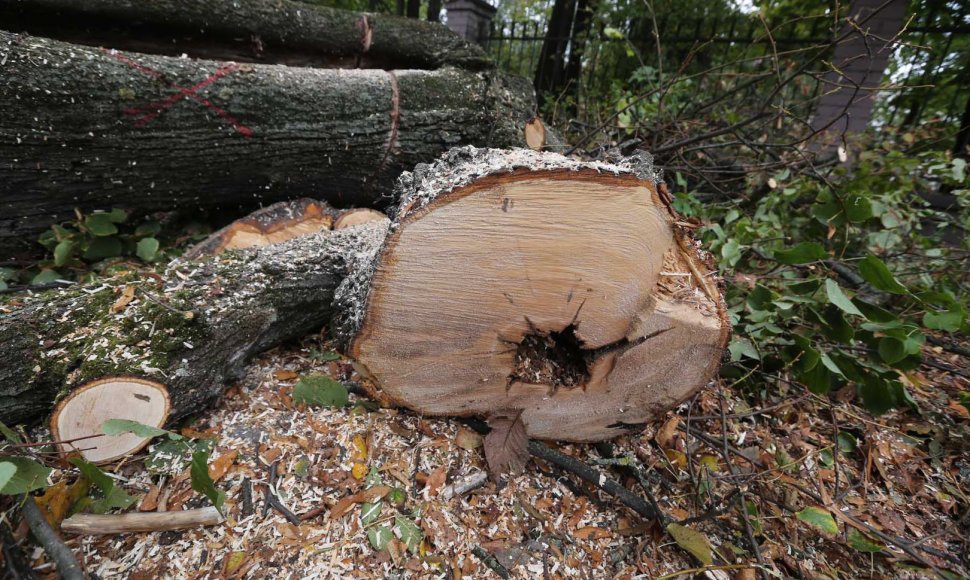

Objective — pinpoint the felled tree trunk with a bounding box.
[0,31,536,257]
[0,148,728,449]
[0,0,490,70]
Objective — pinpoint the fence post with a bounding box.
[444,0,497,46]
[810,0,907,154]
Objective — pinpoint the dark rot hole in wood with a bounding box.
[508,323,589,389]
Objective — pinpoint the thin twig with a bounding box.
[19,495,86,580]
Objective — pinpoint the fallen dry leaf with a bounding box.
[455,427,483,450]
[274,369,299,381]
[34,479,89,527]
[484,410,528,482]
[139,483,161,512]
[110,284,137,314]
[329,485,391,519]
[208,450,239,482]
[425,466,447,498]
[573,526,612,540]
[655,416,681,449]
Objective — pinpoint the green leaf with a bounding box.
[367,525,393,551]
[0,421,22,444]
[83,236,123,261]
[720,239,742,267]
[84,213,119,236]
[666,523,714,565]
[847,528,884,553]
[819,352,845,377]
[191,448,225,512]
[844,194,873,222]
[859,376,896,415]
[837,432,857,454]
[728,337,760,361]
[796,506,838,535]
[773,242,827,265]
[310,349,341,362]
[292,375,349,408]
[923,307,966,332]
[825,279,864,317]
[136,237,160,262]
[135,221,162,237]
[53,240,75,267]
[102,419,179,440]
[70,457,136,513]
[0,457,51,494]
[107,208,128,224]
[394,515,424,553]
[0,463,16,493]
[853,299,896,323]
[877,337,906,364]
[361,501,382,525]
[799,362,832,394]
[858,256,906,294]
[31,269,63,285]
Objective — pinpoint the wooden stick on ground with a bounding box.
[61,507,224,535]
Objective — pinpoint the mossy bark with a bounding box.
[0,220,389,426]
[0,31,535,257]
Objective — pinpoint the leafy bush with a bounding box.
[31,208,163,285]
[674,144,968,413]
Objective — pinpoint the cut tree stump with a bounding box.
[0,147,727,446]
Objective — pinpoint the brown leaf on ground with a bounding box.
[139,484,161,512]
[110,284,137,313]
[426,466,447,498]
[573,526,612,540]
[208,450,239,482]
[655,416,681,449]
[329,485,391,519]
[484,410,528,482]
[274,369,299,381]
[455,427,483,450]
[34,479,89,527]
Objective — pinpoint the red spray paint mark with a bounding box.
[106,49,253,137]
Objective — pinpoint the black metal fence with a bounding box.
[487,6,969,148]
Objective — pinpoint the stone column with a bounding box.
[444,0,497,46]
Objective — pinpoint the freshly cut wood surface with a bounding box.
[184,199,336,259]
[50,377,169,463]
[333,208,388,230]
[350,148,728,442]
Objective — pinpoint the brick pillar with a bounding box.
[810,0,907,151]
[444,0,496,46]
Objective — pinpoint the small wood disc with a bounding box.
[50,377,170,464]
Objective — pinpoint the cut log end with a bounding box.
[350,149,729,442]
[333,208,388,230]
[183,199,336,259]
[50,377,170,464]
[524,117,546,151]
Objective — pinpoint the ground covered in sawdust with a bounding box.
[18,334,970,579]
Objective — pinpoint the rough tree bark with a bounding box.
[0,147,728,448]
[0,31,536,257]
[0,0,489,70]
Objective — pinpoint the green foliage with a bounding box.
[0,457,51,494]
[26,208,165,285]
[678,146,968,415]
[70,458,136,513]
[191,448,226,512]
[796,506,839,535]
[393,515,424,553]
[293,375,350,407]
